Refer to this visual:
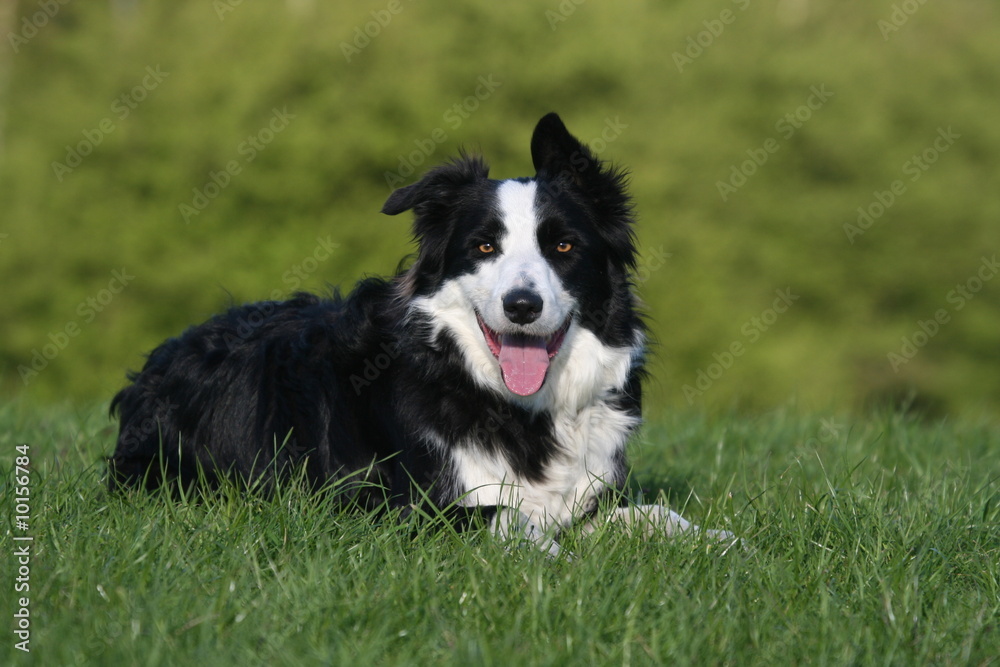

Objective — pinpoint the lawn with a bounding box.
[1,400,997,665]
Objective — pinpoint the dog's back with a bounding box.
[109,281,401,504]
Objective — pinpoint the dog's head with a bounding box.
[383,113,639,398]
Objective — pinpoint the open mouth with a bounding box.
[477,314,571,396]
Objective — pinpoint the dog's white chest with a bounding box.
[452,400,638,529]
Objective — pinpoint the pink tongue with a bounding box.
[498,334,550,396]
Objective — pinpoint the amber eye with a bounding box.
[556,242,573,253]
[478,243,495,254]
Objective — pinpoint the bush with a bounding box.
[2,0,998,417]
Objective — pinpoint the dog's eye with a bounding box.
[478,243,495,254]
[556,242,573,253]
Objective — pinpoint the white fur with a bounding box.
[414,284,643,530]
[410,177,645,411]
[582,505,737,546]
[451,395,637,529]
[413,280,644,532]
[489,507,563,557]
[411,282,642,412]
[465,180,574,337]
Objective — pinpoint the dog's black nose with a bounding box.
[503,289,543,325]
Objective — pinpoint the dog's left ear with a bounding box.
[532,113,637,271]
[382,155,490,216]
[530,112,601,184]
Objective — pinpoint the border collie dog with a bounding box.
[110,113,729,554]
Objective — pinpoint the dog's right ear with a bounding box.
[381,155,490,216]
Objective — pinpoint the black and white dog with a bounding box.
[109,113,729,553]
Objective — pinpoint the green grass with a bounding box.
[1,400,998,666]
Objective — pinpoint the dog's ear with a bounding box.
[382,154,490,295]
[530,112,601,183]
[532,113,637,271]
[381,181,425,216]
[381,155,490,216]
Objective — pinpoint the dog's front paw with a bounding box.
[702,527,735,541]
[598,504,738,547]
[490,507,565,558]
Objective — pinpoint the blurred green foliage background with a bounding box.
[1,0,998,418]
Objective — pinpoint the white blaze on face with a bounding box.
[477,181,574,395]
[410,179,576,397]
[479,180,573,334]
